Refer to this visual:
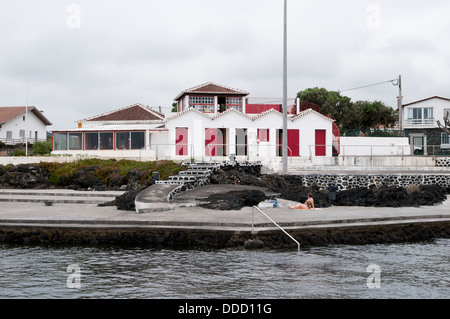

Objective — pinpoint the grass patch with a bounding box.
[36,159,185,187]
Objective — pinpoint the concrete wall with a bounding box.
[340,137,411,156]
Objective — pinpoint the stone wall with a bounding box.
[436,158,450,167]
[1,221,449,249]
[300,173,450,191]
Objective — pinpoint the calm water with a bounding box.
[0,239,449,299]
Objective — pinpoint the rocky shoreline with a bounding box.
[1,162,449,211]
[205,164,449,210]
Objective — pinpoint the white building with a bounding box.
[402,96,450,154]
[52,83,339,166]
[0,106,52,145]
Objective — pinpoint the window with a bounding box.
[115,131,145,150]
[85,132,99,150]
[6,131,13,140]
[189,96,214,113]
[54,133,68,150]
[442,133,450,147]
[69,133,83,150]
[100,132,114,150]
[226,97,242,111]
[116,132,130,150]
[257,129,269,142]
[444,108,450,118]
[131,132,145,149]
[19,130,25,138]
[407,107,434,125]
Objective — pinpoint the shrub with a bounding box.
[32,141,52,155]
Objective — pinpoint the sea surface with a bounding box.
[0,239,449,299]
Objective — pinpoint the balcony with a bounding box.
[405,118,435,127]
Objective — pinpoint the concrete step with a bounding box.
[0,189,124,205]
[179,170,212,176]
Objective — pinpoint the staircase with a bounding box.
[135,161,262,213]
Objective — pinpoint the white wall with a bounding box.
[164,109,335,160]
[0,111,48,143]
[403,97,450,129]
[340,137,411,156]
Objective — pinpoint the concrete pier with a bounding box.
[0,186,449,249]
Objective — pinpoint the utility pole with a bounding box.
[397,75,403,134]
[282,0,288,173]
[25,79,29,156]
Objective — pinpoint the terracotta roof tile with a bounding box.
[78,103,165,122]
[174,82,249,101]
[0,106,52,125]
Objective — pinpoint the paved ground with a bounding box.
[1,186,449,232]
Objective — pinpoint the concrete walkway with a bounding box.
[1,186,449,232]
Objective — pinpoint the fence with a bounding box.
[0,137,47,146]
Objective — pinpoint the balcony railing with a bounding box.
[0,137,47,146]
[406,118,435,126]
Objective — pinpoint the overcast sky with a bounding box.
[1,0,449,130]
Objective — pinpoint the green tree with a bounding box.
[297,87,354,129]
[297,87,396,130]
[171,102,178,112]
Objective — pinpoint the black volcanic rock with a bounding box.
[198,190,268,210]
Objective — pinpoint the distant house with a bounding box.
[52,83,339,163]
[402,96,450,154]
[0,106,52,145]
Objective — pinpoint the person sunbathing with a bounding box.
[288,193,315,210]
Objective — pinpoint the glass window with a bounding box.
[116,132,130,150]
[131,132,145,149]
[54,133,68,150]
[441,133,450,145]
[423,108,433,119]
[189,96,214,113]
[69,133,83,150]
[226,97,242,111]
[85,132,99,150]
[100,132,114,150]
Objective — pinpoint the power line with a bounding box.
[340,79,398,93]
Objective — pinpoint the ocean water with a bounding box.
[0,239,449,299]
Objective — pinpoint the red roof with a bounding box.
[78,103,165,122]
[403,96,450,106]
[0,106,52,125]
[174,82,249,101]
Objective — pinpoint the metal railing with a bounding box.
[0,137,47,146]
[252,205,300,252]
[309,144,412,158]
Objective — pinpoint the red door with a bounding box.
[315,129,326,156]
[288,129,299,157]
[175,128,188,155]
[205,128,217,156]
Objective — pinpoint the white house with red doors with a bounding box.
[52,82,339,168]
